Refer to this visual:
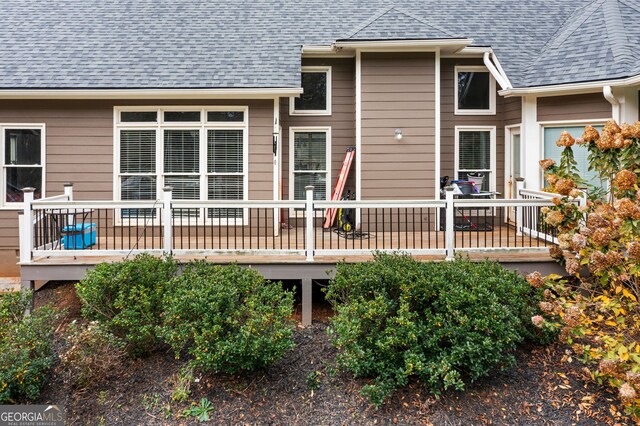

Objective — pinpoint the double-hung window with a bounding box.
[455,66,496,115]
[290,66,332,116]
[116,107,247,221]
[289,127,330,202]
[455,127,496,192]
[1,125,45,205]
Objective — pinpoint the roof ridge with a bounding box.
[338,5,395,40]
[603,0,634,66]
[620,0,640,13]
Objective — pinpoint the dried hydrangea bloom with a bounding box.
[626,371,640,387]
[525,271,545,288]
[605,251,622,267]
[622,138,634,149]
[619,383,637,405]
[579,225,592,237]
[571,233,587,250]
[589,250,608,273]
[543,289,552,299]
[582,125,600,143]
[539,301,555,315]
[552,197,562,206]
[545,210,565,227]
[603,118,622,135]
[620,122,639,139]
[578,205,589,213]
[613,169,637,190]
[613,133,627,149]
[563,305,581,327]
[531,315,545,328]
[556,131,575,147]
[614,198,640,219]
[539,158,556,170]
[598,358,618,375]
[565,258,580,275]
[569,189,582,198]
[558,233,572,249]
[587,213,610,229]
[541,206,550,214]
[595,203,616,218]
[546,174,559,186]
[555,178,575,196]
[549,245,564,259]
[627,241,640,259]
[591,228,612,247]
[596,132,615,150]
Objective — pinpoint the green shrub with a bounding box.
[325,253,538,406]
[75,254,178,356]
[59,321,126,389]
[0,291,59,403]
[159,262,295,374]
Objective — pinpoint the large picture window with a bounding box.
[543,125,604,189]
[455,127,496,192]
[116,107,247,220]
[1,126,45,205]
[289,128,330,202]
[455,66,496,115]
[290,66,331,116]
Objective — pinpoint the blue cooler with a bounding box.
[62,223,96,249]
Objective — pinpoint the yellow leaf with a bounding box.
[615,286,623,294]
[604,321,617,327]
[618,346,629,362]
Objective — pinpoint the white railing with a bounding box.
[19,182,563,263]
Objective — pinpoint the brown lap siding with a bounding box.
[536,93,612,122]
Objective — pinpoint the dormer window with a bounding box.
[290,66,331,116]
[455,66,496,115]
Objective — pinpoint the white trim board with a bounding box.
[0,88,303,100]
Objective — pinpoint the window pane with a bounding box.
[164,130,199,173]
[294,132,326,171]
[294,172,326,201]
[120,175,156,218]
[207,111,244,122]
[208,175,243,218]
[544,126,604,189]
[164,111,201,122]
[4,129,41,165]
[166,176,199,218]
[458,71,490,110]
[459,131,491,170]
[121,111,157,122]
[208,130,243,173]
[295,72,327,111]
[120,130,156,173]
[6,167,42,203]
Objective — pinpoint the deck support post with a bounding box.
[305,186,314,262]
[20,188,35,265]
[301,277,312,327]
[64,183,74,226]
[445,187,455,260]
[163,186,173,255]
[516,178,525,235]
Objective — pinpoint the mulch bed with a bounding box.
[34,282,634,425]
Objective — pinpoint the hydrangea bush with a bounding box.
[533,119,640,419]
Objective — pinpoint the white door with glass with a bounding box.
[507,127,521,199]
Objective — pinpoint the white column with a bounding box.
[445,187,455,260]
[273,97,281,237]
[434,48,441,199]
[614,86,639,124]
[355,50,362,228]
[64,182,74,226]
[521,95,540,190]
[305,185,314,262]
[163,186,173,254]
[20,188,35,264]
[516,177,525,235]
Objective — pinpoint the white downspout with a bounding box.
[603,85,621,123]
[483,52,510,90]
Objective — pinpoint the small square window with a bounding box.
[164,111,201,122]
[290,67,331,116]
[121,111,157,122]
[207,111,244,122]
[455,67,495,115]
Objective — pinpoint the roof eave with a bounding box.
[332,38,472,53]
[500,73,640,97]
[0,87,304,100]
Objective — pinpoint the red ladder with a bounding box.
[324,147,355,229]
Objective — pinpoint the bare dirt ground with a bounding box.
[35,281,634,425]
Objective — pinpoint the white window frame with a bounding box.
[0,124,46,209]
[454,66,496,116]
[114,106,249,224]
[288,126,331,210]
[454,126,497,192]
[289,66,332,116]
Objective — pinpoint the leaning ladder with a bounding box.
[323,147,355,229]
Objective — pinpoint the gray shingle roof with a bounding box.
[0,0,637,90]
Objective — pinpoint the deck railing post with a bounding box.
[20,188,35,264]
[445,187,455,260]
[163,186,173,254]
[516,177,525,235]
[64,182,74,226]
[305,185,314,262]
